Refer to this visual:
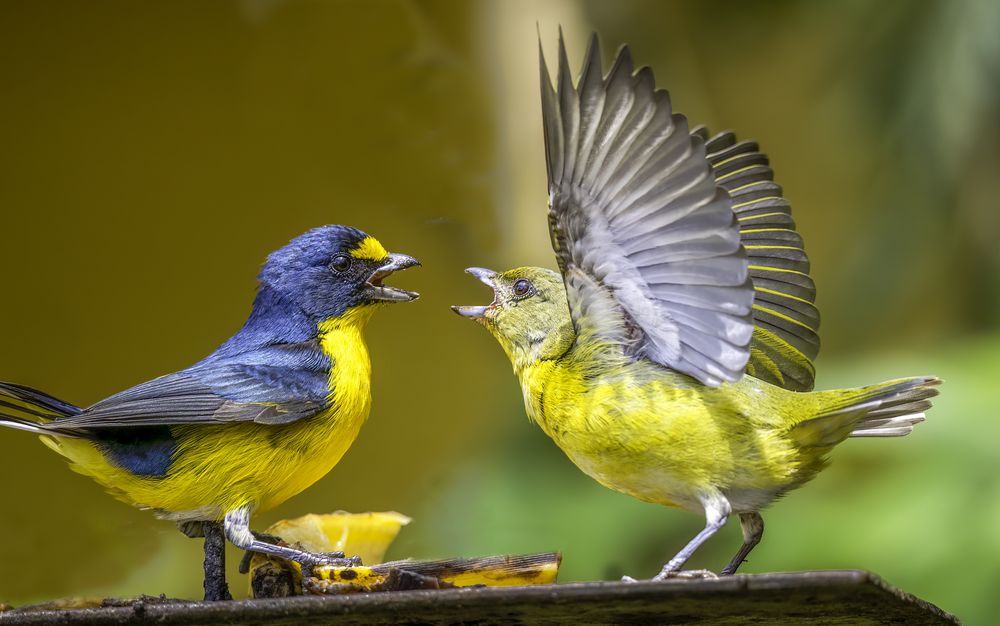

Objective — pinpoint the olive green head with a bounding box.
[452,267,575,368]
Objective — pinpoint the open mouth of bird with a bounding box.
[366,253,421,303]
[451,267,497,319]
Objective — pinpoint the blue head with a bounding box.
[258,225,419,323]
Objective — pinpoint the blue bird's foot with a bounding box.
[237,531,289,574]
[299,552,363,580]
[224,505,363,589]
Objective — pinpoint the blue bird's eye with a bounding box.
[331,255,352,273]
[512,279,533,298]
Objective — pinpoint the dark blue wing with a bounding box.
[50,342,332,430]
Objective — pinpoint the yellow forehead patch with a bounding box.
[350,236,388,262]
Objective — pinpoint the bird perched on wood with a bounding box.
[453,32,940,579]
[0,225,419,600]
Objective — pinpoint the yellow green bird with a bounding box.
[453,33,940,579]
[0,225,419,600]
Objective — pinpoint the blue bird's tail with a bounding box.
[0,382,82,436]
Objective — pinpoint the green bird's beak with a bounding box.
[365,253,421,303]
[451,267,496,319]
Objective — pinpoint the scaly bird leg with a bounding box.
[651,492,731,581]
[223,506,357,580]
[237,531,305,574]
[720,512,764,576]
[202,521,233,601]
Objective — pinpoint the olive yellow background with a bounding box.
[1,1,998,623]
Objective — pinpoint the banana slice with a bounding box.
[307,553,562,595]
[248,511,411,598]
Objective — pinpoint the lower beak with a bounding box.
[365,253,420,303]
[451,305,489,319]
[451,267,497,319]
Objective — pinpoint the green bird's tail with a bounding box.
[790,376,942,450]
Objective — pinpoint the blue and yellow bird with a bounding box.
[454,33,941,579]
[0,225,418,600]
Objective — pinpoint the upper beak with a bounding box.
[451,267,497,319]
[465,267,497,286]
[366,253,420,303]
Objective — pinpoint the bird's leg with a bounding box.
[651,492,730,581]
[202,521,233,601]
[237,531,300,574]
[223,506,358,580]
[720,512,764,576]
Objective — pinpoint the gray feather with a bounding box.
[43,361,329,431]
[540,33,754,385]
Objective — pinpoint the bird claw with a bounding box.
[622,569,719,583]
[299,552,363,579]
[307,551,360,566]
[622,569,718,582]
[238,531,295,574]
[653,569,718,581]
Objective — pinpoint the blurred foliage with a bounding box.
[0,0,996,623]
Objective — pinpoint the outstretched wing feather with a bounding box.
[541,32,755,386]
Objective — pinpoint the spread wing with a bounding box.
[49,343,331,430]
[541,31,754,386]
[694,128,821,391]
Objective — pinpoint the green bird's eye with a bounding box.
[331,255,352,273]
[512,278,533,298]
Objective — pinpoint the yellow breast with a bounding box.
[319,309,374,429]
[253,310,374,510]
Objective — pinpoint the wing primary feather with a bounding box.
[575,32,606,187]
[539,34,562,188]
[556,28,580,185]
[592,61,653,194]
[583,45,635,189]
[600,89,676,208]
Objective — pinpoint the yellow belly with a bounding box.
[517,358,805,513]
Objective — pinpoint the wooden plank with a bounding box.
[0,570,958,625]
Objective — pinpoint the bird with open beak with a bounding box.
[453,32,939,580]
[0,225,420,600]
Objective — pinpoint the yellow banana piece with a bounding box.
[247,511,410,597]
[308,553,562,595]
[246,511,560,597]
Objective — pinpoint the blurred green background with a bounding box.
[0,0,997,622]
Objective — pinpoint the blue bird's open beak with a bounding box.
[451,267,497,319]
[366,253,421,303]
